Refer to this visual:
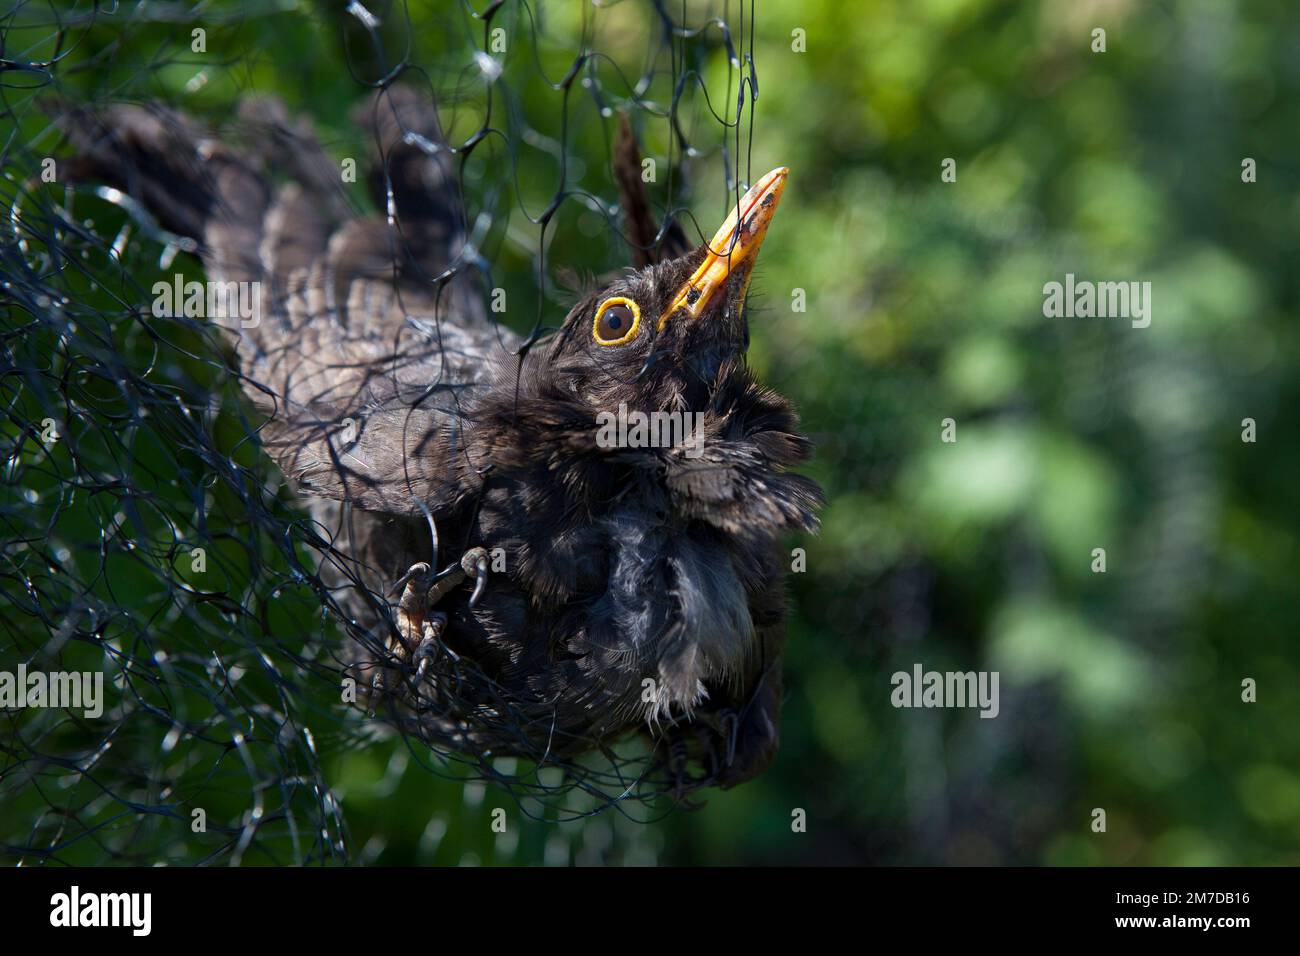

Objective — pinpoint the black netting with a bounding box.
[2,0,762,865]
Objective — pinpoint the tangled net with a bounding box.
[1,0,762,865]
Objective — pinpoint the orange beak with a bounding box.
[657,166,789,331]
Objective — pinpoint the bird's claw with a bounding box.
[389,561,432,598]
[716,708,740,767]
[413,612,448,681]
[460,547,489,609]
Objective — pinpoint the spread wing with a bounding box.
[55,87,518,515]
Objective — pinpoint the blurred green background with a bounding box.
[3,0,1298,865]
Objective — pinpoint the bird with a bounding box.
[51,86,823,794]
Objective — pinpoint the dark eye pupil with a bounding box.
[600,304,633,339]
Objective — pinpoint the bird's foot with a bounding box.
[659,698,777,798]
[709,699,778,789]
[370,548,491,701]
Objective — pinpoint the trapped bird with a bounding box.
[53,88,822,792]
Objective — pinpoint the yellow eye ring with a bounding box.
[591,296,642,346]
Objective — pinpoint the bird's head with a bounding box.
[546,167,788,410]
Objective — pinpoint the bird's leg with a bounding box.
[412,610,448,700]
[370,562,431,698]
[373,547,492,697]
[393,562,433,657]
[664,732,709,805]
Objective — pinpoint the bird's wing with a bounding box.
[55,89,519,514]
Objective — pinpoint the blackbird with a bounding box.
[53,87,823,792]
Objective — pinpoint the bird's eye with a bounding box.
[592,297,641,346]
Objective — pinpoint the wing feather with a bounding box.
[55,90,515,515]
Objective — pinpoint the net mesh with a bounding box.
[1,0,760,865]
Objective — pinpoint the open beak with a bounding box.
[657,166,788,331]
